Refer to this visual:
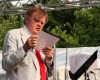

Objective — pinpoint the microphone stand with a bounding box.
[84,70,87,80]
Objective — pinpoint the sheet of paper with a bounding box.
[70,54,97,74]
[34,30,60,51]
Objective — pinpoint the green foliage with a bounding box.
[44,9,76,31]
[0,14,23,49]
[46,26,78,48]
[73,7,100,47]
[44,6,100,47]
[1,6,100,48]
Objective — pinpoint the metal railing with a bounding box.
[0,0,100,15]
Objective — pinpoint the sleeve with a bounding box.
[2,31,27,71]
[40,51,54,77]
[45,60,54,77]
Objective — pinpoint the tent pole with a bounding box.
[53,44,56,80]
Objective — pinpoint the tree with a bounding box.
[0,14,23,49]
[46,26,78,47]
[72,6,100,47]
[44,9,76,34]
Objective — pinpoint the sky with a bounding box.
[11,0,30,6]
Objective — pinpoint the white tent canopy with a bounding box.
[56,47,100,69]
[0,47,100,79]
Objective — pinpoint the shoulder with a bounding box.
[7,28,20,34]
[5,28,21,39]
